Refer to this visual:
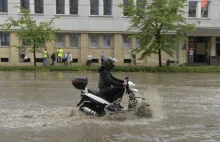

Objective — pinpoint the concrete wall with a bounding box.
[0,0,219,66]
[1,0,219,32]
[0,32,179,66]
[0,0,129,32]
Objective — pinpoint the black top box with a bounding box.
[72,77,88,90]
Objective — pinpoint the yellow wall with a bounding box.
[0,32,179,66]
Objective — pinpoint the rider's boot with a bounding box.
[118,104,124,109]
[105,98,123,112]
[105,103,117,112]
[112,98,124,110]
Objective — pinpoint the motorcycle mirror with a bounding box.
[127,74,129,80]
[125,75,127,79]
[125,74,129,80]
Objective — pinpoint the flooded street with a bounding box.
[0,71,220,142]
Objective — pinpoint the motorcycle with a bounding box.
[72,74,149,117]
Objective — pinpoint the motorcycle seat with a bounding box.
[88,89,102,96]
[88,89,108,100]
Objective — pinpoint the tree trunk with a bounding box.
[156,33,162,67]
[158,49,162,66]
[33,45,36,66]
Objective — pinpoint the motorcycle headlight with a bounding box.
[133,92,145,100]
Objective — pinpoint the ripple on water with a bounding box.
[0,90,161,130]
[0,107,153,129]
[0,85,165,130]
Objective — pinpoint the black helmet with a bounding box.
[103,56,117,69]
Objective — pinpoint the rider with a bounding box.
[98,56,127,111]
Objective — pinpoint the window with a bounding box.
[56,0,65,14]
[124,59,131,63]
[136,0,145,10]
[34,0,43,14]
[55,0,78,15]
[0,0,8,12]
[123,0,130,16]
[70,34,79,48]
[188,2,197,17]
[216,37,220,43]
[1,58,9,62]
[103,34,112,48]
[90,0,99,15]
[70,0,78,14]
[0,32,9,46]
[123,35,131,48]
[20,0,29,10]
[56,34,65,48]
[201,1,209,18]
[90,34,99,48]
[103,0,112,15]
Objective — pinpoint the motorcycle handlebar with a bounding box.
[124,74,130,94]
[125,74,129,80]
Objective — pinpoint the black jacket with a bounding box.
[51,53,56,61]
[98,66,124,91]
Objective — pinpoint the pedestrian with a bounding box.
[24,55,28,62]
[87,53,92,66]
[57,47,63,63]
[131,53,136,66]
[60,48,64,62]
[50,52,56,66]
[20,48,25,62]
[217,49,220,66]
[100,51,105,65]
[68,52,72,66]
[42,49,49,66]
[64,51,68,66]
[189,48,194,63]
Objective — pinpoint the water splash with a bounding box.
[143,85,164,120]
[0,86,164,130]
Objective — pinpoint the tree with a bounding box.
[119,0,195,66]
[0,7,60,66]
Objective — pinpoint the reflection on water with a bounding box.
[0,71,220,142]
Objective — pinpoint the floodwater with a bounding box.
[0,71,220,142]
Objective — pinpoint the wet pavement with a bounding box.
[0,71,220,142]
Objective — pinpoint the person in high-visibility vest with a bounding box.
[57,48,60,63]
[57,48,63,63]
[59,48,64,62]
[43,49,49,66]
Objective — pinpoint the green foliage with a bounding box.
[0,7,60,66]
[119,0,195,66]
[0,66,220,73]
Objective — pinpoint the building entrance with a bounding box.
[188,37,209,63]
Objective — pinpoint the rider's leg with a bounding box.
[113,87,125,101]
[112,87,125,109]
[102,87,125,102]
[102,87,125,110]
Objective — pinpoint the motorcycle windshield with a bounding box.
[128,81,135,87]
[106,56,117,63]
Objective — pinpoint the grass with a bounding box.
[0,65,220,73]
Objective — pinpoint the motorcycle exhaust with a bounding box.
[81,107,97,116]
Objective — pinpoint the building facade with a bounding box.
[0,0,219,65]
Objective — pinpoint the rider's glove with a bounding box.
[123,80,127,86]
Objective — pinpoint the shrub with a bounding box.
[0,66,220,73]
